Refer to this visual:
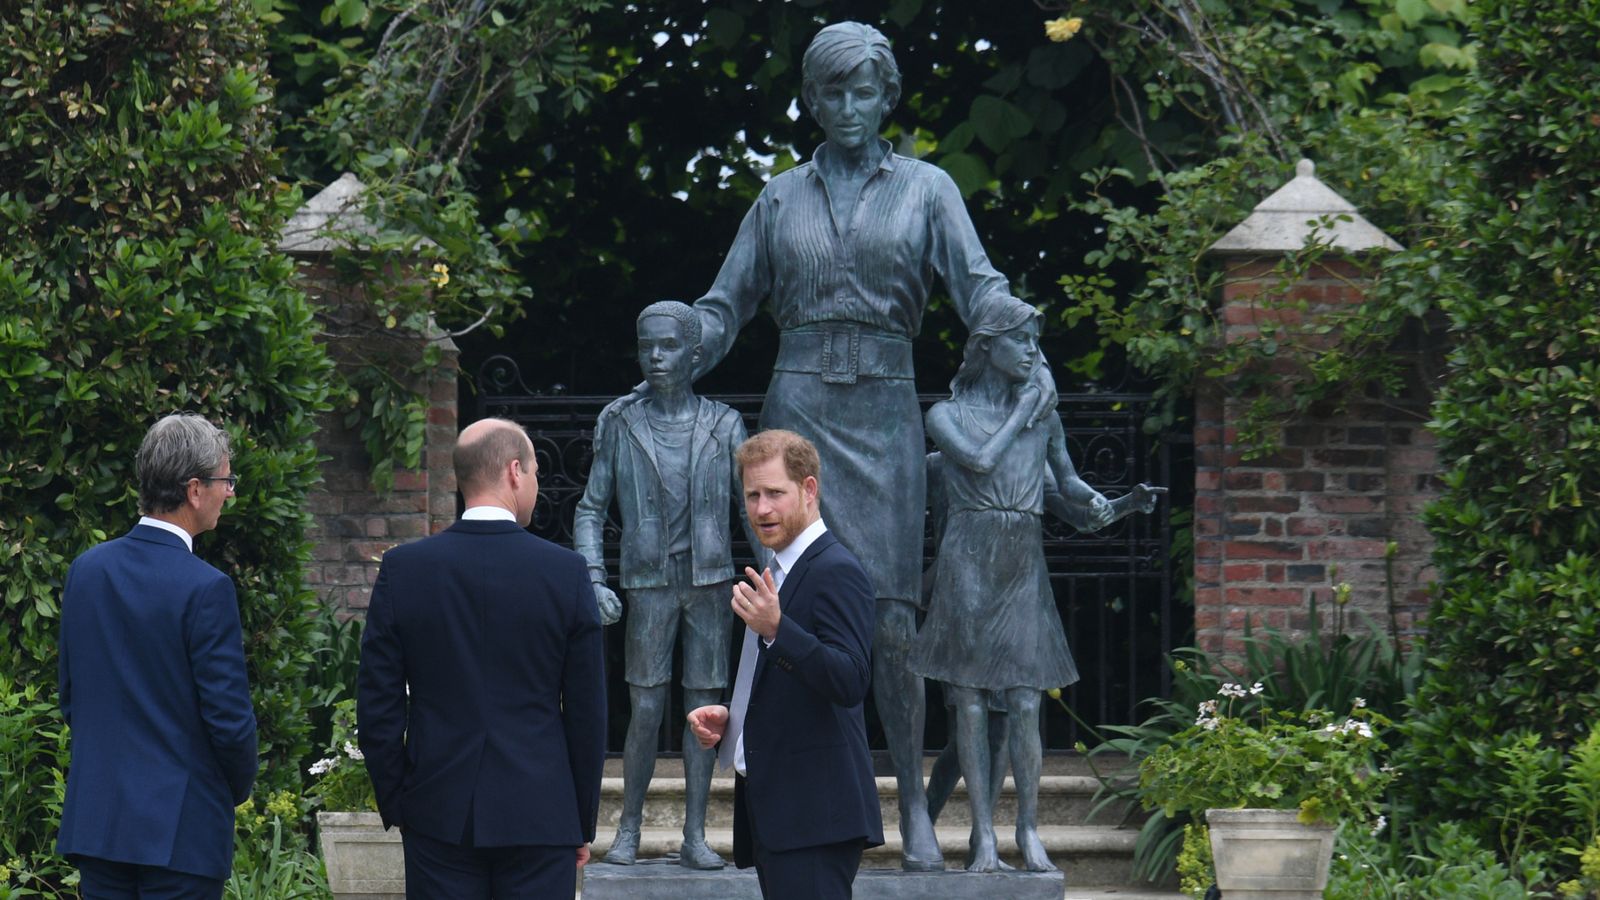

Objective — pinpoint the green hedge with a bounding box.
[1404,0,1600,867]
[0,0,333,878]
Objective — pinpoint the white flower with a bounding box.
[1371,815,1387,836]
[1218,682,1248,699]
[308,757,337,776]
[1195,699,1221,729]
[1353,697,1367,708]
[344,741,365,761]
[1250,682,1265,695]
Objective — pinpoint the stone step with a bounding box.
[589,823,1155,886]
[599,774,1143,831]
[601,751,1117,779]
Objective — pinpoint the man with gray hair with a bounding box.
[58,413,258,899]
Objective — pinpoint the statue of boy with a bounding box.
[574,301,757,870]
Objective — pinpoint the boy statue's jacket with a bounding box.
[575,396,748,589]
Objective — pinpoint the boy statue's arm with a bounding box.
[574,415,623,626]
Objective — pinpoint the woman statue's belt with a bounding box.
[775,322,914,384]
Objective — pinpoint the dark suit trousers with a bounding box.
[738,776,863,900]
[402,829,573,899]
[73,856,224,900]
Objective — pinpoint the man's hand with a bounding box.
[732,566,781,641]
[687,705,729,749]
[577,843,591,868]
[593,584,622,626]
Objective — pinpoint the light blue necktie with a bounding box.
[721,560,783,773]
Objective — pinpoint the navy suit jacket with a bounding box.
[356,519,607,848]
[733,531,884,865]
[57,524,258,880]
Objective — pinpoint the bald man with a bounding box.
[357,418,607,899]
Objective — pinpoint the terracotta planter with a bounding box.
[316,811,404,900]
[1206,808,1335,899]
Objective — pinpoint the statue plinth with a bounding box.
[580,861,1066,900]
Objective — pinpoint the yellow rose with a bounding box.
[430,262,450,288]
[1045,17,1083,43]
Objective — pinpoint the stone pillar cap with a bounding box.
[278,172,439,254]
[1208,159,1402,256]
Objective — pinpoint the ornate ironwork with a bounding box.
[474,355,1184,753]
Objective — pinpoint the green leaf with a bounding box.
[1395,0,1429,26]
[704,9,744,50]
[969,95,1032,153]
[937,152,991,197]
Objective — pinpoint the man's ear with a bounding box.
[802,475,819,505]
[184,478,204,509]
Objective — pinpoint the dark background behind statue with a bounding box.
[451,1,1155,399]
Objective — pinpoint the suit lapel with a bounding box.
[751,531,835,691]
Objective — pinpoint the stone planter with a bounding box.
[1206,808,1335,899]
[316,811,404,900]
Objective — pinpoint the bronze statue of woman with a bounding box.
[614,21,1048,870]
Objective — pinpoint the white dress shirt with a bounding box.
[460,506,517,522]
[137,516,193,552]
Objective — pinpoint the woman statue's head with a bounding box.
[951,299,1042,396]
[801,22,902,149]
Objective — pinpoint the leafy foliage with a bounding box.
[1083,598,1419,882]
[1399,0,1600,880]
[0,677,73,898]
[259,0,605,483]
[305,699,377,813]
[1327,820,1548,900]
[1054,0,1474,437]
[1138,687,1393,825]
[227,792,331,900]
[0,0,333,882]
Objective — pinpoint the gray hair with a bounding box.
[137,414,232,514]
[801,22,902,116]
[637,300,702,349]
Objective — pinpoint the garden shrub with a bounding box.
[1401,0,1600,873]
[0,0,333,880]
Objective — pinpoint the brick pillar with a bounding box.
[292,278,458,615]
[1191,259,1437,655]
[280,174,463,617]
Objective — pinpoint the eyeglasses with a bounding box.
[193,475,239,490]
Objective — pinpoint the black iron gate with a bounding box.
[473,355,1186,755]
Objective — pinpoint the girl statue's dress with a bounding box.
[909,400,1079,693]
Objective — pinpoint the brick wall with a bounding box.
[295,261,459,617]
[1192,260,1439,655]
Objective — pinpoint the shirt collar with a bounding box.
[772,517,828,576]
[138,516,194,552]
[460,506,518,523]
[807,140,897,179]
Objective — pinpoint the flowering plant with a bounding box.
[307,699,377,813]
[1138,682,1393,826]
